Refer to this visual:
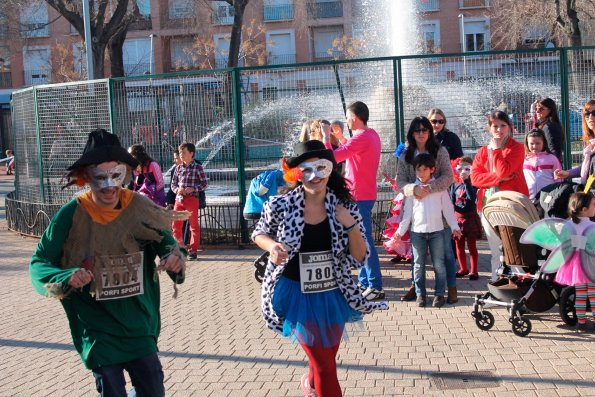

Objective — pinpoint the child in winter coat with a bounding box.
[523,128,562,200]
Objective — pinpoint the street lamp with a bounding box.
[458,13,467,77]
[149,34,157,75]
[82,0,95,80]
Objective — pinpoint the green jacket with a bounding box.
[30,199,183,369]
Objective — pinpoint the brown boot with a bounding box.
[447,287,458,304]
[401,284,416,301]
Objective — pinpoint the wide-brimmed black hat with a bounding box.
[286,140,336,168]
[67,129,138,170]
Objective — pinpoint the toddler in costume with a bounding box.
[382,144,412,261]
[449,156,482,280]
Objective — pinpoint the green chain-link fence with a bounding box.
[7,46,595,244]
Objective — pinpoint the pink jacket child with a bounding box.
[522,129,563,201]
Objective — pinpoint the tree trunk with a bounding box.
[108,29,128,78]
[92,42,107,79]
[227,0,249,67]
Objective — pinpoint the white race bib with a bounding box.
[95,252,144,301]
[299,250,338,294]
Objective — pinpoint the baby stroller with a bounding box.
[471,191,572,337]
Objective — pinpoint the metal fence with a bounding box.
[7,46,595,244]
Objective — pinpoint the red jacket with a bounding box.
[471,137,529,211]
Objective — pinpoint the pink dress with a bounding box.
[554,217,595,286]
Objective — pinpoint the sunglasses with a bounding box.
[584,109,595,117]
[430,119,445,125]
[413,128,430,134]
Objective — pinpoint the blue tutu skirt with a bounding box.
[272,276,362,347]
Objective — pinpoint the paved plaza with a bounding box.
[0,174,594,397]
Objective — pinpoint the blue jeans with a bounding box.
[356,200,383,290]
[441,227,457,288]
[92,353,165,397]
[410,230,447,297]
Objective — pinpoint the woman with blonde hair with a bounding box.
[427,108,463,160]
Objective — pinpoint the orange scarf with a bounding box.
[77,189,134,225]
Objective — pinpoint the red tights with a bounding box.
[300,343,342,397]
[455,237,478,275]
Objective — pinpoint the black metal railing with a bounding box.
[459,0,489,8]
[313,50,343,61]
[263,3,294,21]
[124,62,153,76]
[267,53,296,65]
[307,1,343,19]
[23,69,50,86]
[129,16,152,30]
[418,0,439,12]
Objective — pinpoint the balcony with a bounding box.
[212,5,235,25]
[124,62,153,76]
[307,1,343,19]
[24,69,50,86]
[0,71,11,88]
[459,0,489,8]
[417,0,439,12]
[129,15,152,30]
[263,3,294,21]
[267,53,296,65]
[313,50,343,61]
[21,23,49,38]
[215,58,227,69]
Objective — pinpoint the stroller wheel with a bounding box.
[475,311,495,331]
[254,267,264,283]
[511,317,532,337]
[559,286,577,326]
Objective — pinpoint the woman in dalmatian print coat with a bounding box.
[253,141,388,397]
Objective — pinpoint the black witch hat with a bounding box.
[67,129,138,170]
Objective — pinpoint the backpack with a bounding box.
[537,181,581,219]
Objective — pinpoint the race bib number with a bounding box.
[95,252,144,301]
[299,250,338,294]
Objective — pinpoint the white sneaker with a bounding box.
[363,288,385,301]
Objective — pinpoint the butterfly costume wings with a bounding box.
[520,218,595,284]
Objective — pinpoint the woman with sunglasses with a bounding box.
[471,111,528,281]
[253,140,387,397]
[428,108,464,160]
[554,100,595,184]
[534,98,565,162]
[396,116,456,303]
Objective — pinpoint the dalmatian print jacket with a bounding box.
[252,184,389,334]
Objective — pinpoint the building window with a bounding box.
[212,1,235,25]
[463,19,489,52]
[263,87,278,101]
[137,0,151,18]
[20,2,49,38]
[23,47,51,85]
[0,47,11,88]
[312,27,343,61]
[169,0,195,19]
[417,0,439,12]
[72,43,87,76]
[420,21,440,53]
[171,37,198,70]
[307,0,343,19]
[123,38,153,76]
[459,0,489,8]
[0,13,8,38]
[264,0,294,22]
[266,30,296,65]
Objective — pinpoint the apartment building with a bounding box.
[417,0,491,54]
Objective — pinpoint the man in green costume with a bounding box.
[30,129,186,397]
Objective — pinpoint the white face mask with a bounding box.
[456,164,472,180]
[89,164,127,189]
[299,159,333,182]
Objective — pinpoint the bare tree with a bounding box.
[490,0,595,49]
[44,0,141,78]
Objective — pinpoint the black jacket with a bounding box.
[537,120,564,162]
[436,128,464,160]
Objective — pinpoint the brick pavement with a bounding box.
[1,175,594,397]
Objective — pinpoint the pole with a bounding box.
[82,0,94,80]
[459,14,466,76]
[149,34,156,75]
